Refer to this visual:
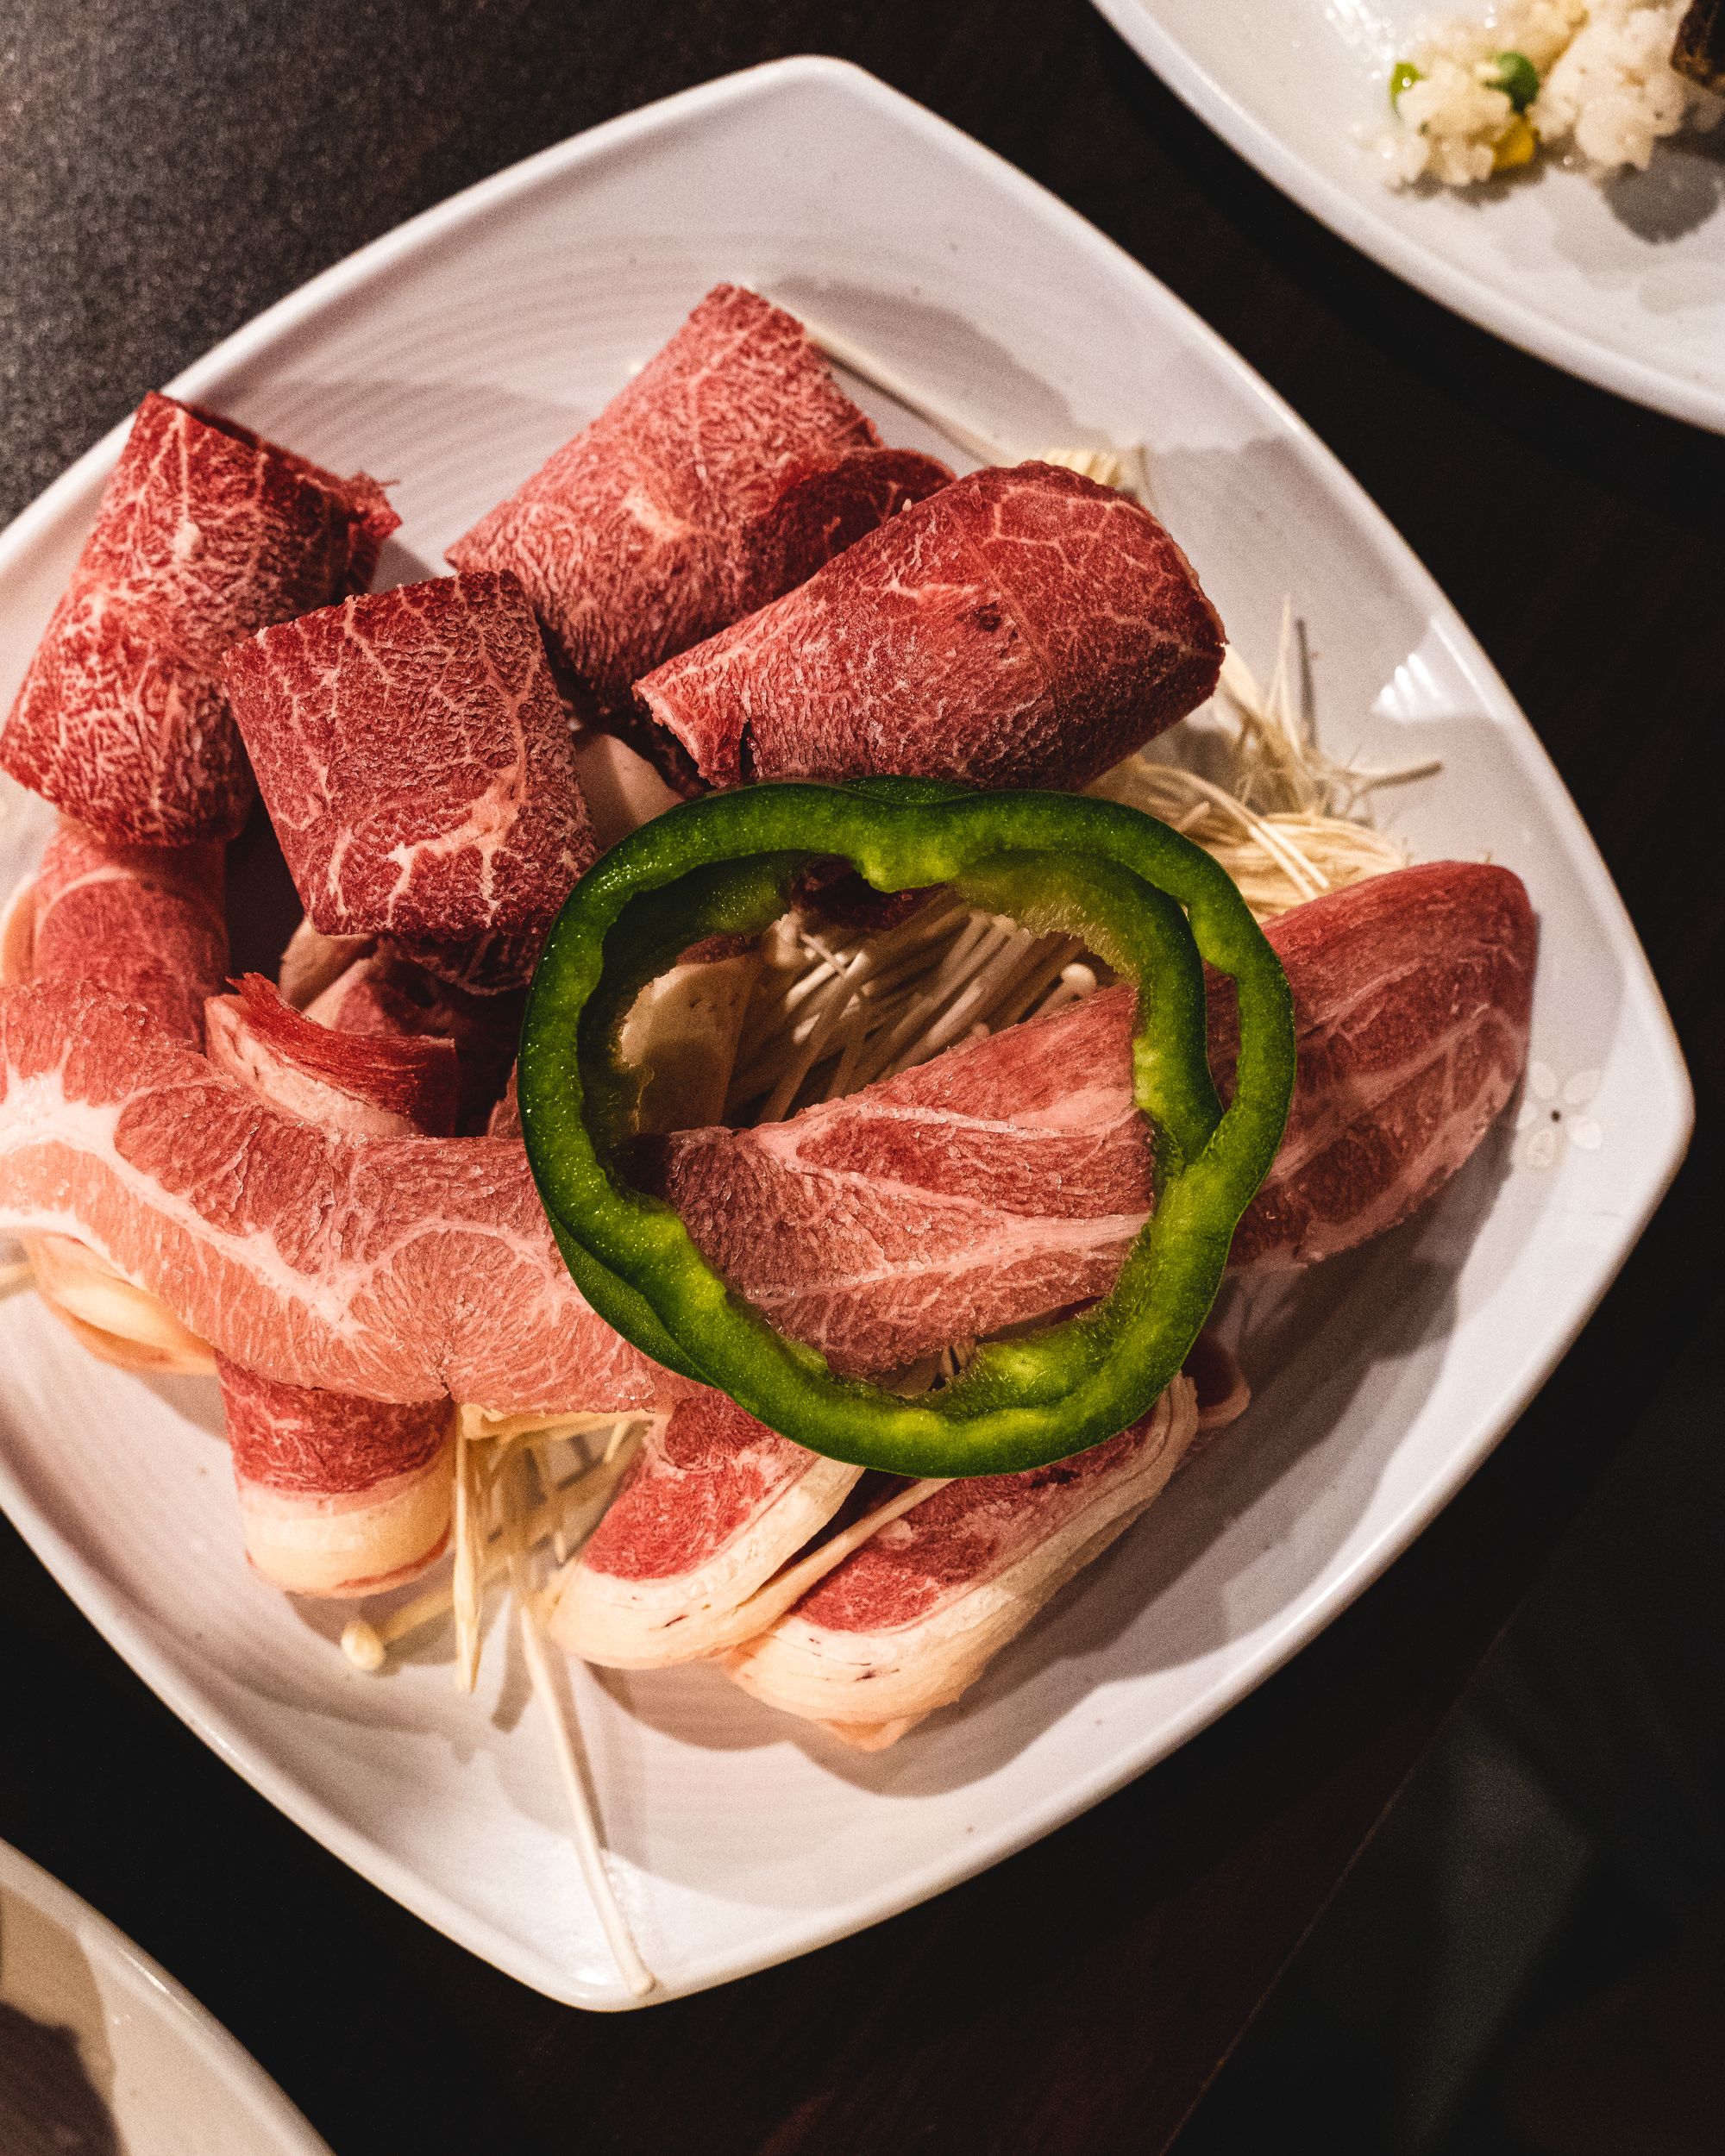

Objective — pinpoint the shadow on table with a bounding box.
[1175,1280,1725,2155]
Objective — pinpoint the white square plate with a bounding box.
[1094,2,1725,432]
[0,56,1691,2009]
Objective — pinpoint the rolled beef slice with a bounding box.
[0,867,1533,1413]
[1,393,396,843]
[225,570,595,993]
[31,816,228,1046]
[206,974,461,1598]
[656,862,1537,1374]
[632,461,1226,793]
[205,974,460,1140]
[448,284,950,739]
[302,943,522,1135]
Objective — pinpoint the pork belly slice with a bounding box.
[217,1357,451,1598]
[206,975,459,1139]
[207,970,470,1595]
[0,393,395,843]
[657,862,1537,1373]
[448,284,950,742]
[10,816,230,1372]
[225,570,595,993]
[33,816,228,1047]
[548,1390,862,1667]
[724,1378,1200,1748]
[633,461,1225,793]
[0,981,667,1413]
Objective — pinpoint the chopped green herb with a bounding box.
[1491,50,1540,110]
[1390,60,1424,104]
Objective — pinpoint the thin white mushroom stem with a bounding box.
[450,1407,486,1693]
[340,1425,645,1672]
[513,1566,657,1998]
[495,1447,656,1999]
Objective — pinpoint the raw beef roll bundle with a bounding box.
[0,866,1533,1413]
[5,814,230,1375]
[215,1358,453,1600]
[549,1390,862,1666]
[204,975,468,1595]
[656,862,1536,1371]
[29,817,228,1046]
[633,461,1226,793]
[725,1380,1201,1748]
[555,1340,1249,1676]
[1,393,396,843]
[448,285,950,736]
[225,570,596,992]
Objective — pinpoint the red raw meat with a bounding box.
[448,285,950,741]
[0,867,1532,1416]
[656,863,1536,1372]
[580,1391,810,1581]
[0,981,667,1413]
[304,944,521,1135]
[633,462,1225,792]
[550,1388,862,1666]
[205,974,459,1139]
[30,817,227,1044]
[725,1381,1200,1745]
[217,1359,452,1598]
[224,570,595,992]
[210,965,461,1597]
[1,394,395,843]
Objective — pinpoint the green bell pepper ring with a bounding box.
[518,781,1295,1477]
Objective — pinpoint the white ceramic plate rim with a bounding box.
[0,1838,332,2153]
[0,55,1693,2006]
[1090,0,1725,434]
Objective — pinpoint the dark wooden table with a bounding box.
[3,4,1720,2150]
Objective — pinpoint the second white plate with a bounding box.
[0,1839,329,2156]
[1095,0,1725,432]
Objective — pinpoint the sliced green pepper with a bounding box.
[519,781,1295,1477]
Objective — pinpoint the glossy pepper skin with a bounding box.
[519,780,1295,1477]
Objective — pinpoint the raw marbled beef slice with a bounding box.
[1,393,397,843]
[725,1382,1199,1745]
[634,461,1225,792]
[549,1389,862,1667]
[32,816,227,1045]
[217,1357,453,1599]
[657,863,1536,1371]
[208,968,469,1596]
[448,284,950,732]
[225,570,595,992]
[205,974,460,1140]
[0,981,669,1412]
[303,943,521,1134]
